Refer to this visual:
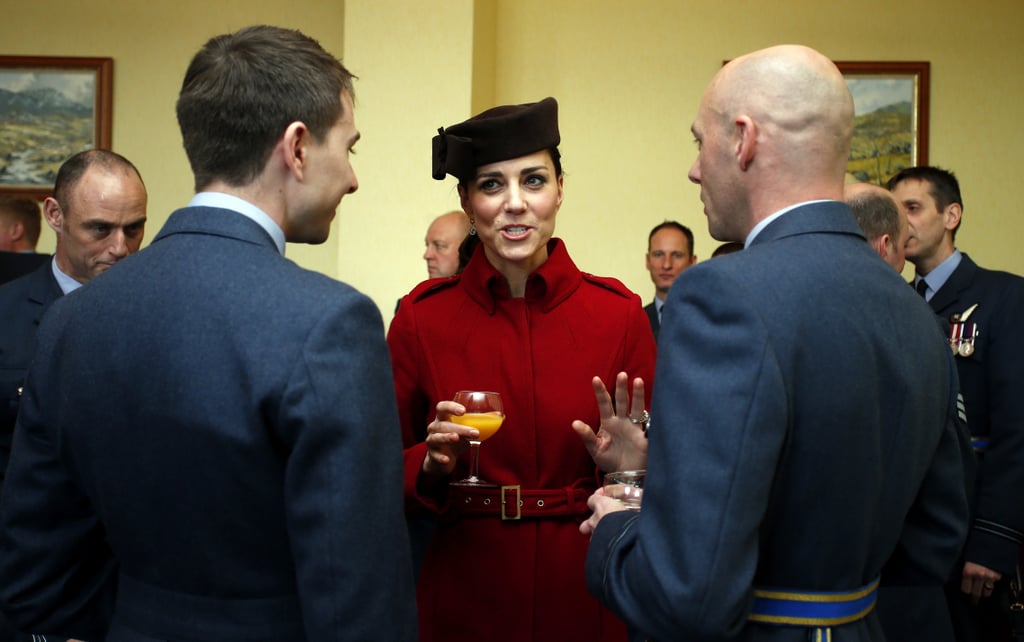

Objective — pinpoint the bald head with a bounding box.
[689,45,855,241]
[844,182,908,272]
[424,210,470,278]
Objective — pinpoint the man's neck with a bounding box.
[914,243,955,277]
[202,179,286,231]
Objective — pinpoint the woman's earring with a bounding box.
[469,218,477,236]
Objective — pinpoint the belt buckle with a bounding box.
[500,485,521,520]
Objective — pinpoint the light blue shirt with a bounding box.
[654,297,665,324]
[51,256,82,295]
[188,192,286,256]
[745,200,833,248]
[915,249,962,302]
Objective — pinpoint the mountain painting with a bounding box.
[0,66,99,188]
[844,75,919,186]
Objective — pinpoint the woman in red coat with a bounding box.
[388,97,656,642]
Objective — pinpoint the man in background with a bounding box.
[890,165,1024,642]
[0,149,147,485]
[0,196,48,284]
[423,210,469,279]
[0,148,147,642]
[844,181,908,272]
[581,45,969,641]
[846,179,969,642]
[643,220,696,341]
[0,25,416,641]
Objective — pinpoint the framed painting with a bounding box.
[0,55,113,199]
[837,61,929,186]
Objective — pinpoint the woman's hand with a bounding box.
[572,372,648,473]
[420,400,477,483]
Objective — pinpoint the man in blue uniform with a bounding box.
[579,44,971,642]
[890,165,1024,642]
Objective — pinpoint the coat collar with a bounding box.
[459,238,583,314]
[746,201,865,248]
[25,259,63,310]
[928,252,979,313]
[152,206,280,252]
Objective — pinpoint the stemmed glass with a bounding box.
[448,390,504,487]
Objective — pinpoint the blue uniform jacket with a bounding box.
[0,206,417,641]
[586,202,971,641]
[926,253,1024,574]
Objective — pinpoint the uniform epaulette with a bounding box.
[580,272,636,299]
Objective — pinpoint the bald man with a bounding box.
[581,45,969,641]
[423,210,470,278]
[844,182,909,272]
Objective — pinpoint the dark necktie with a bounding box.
[915,279,928,298]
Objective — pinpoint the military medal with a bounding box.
[948,304,979,357]
[958,324,977,357]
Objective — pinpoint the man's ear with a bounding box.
[2,219,25,243]
[735,115,757,171]
[873,233,891,261]
[280,121,311,181]
[42,197,64,233]
[944,202,962,233]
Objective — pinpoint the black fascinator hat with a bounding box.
[432,97,560,182]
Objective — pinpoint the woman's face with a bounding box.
[459,149,563,276]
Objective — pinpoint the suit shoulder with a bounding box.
[581,273,639,300]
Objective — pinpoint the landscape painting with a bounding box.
[0,56,112,197]
[837,61,929,186]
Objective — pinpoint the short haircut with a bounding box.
[648,220,694,254]
[176,25,356,191]
[847,191,901,243]
[886,166,963,239]
[0,196,42,245]
[53,149,144,212]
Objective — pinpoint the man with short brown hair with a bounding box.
[0,196,48,284]
[0,25,416,642]
[643,220,696,341]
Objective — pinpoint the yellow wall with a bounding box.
[4,0,1022,326]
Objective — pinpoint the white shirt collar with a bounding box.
[188,192,286,256]
[50,256,83,295]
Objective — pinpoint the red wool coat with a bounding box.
[388,239,657,642]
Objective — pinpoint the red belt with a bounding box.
[446,484,593,521]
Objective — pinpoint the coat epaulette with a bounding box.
[580,272,637,300]
[405,276,462,304]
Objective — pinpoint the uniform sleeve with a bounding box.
[587,268,784,639]
[0,313,116,640]
[883,350,972,584]
[964,277,1024,574]
[281,292,417,641]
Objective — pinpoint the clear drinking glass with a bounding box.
[448,390,504,487]
[603,469,645,510]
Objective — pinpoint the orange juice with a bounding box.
[451,412,504,441]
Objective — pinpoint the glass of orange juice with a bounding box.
[449,390,504,487]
